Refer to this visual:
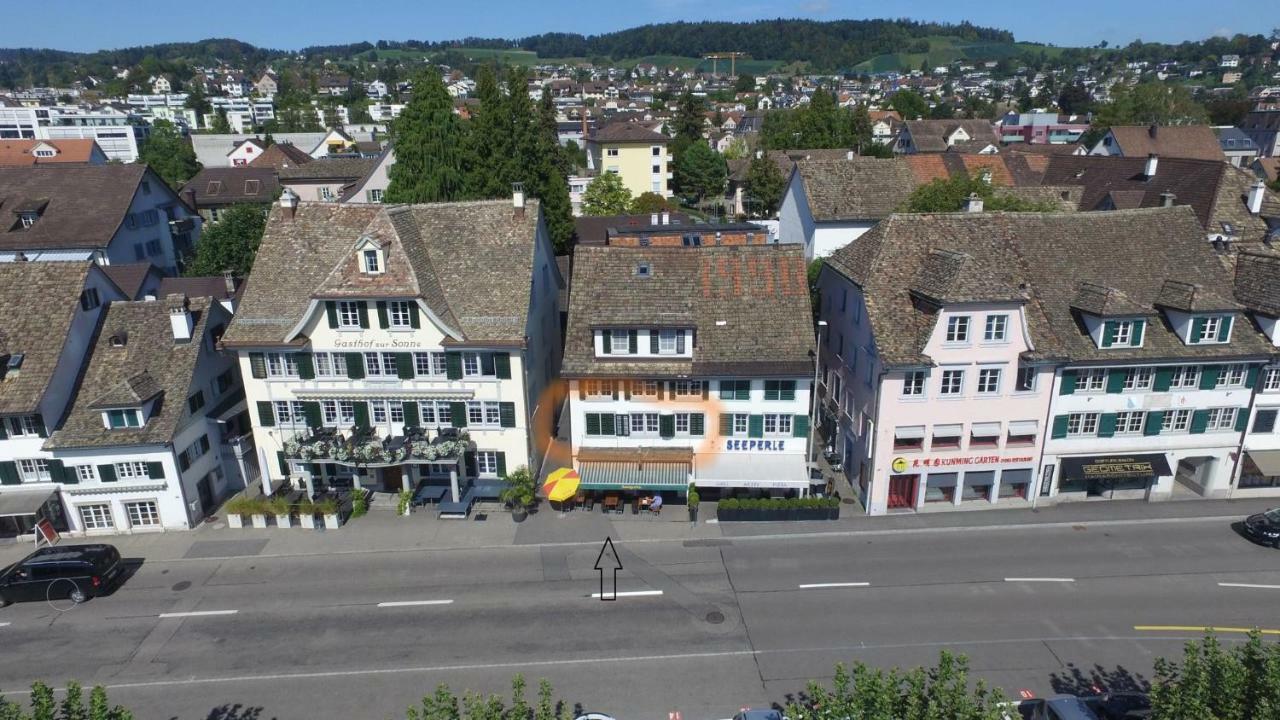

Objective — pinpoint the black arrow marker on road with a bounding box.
[594,536,622,601]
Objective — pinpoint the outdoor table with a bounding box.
[603,495,620,512]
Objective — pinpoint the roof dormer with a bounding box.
[1153,280,1240,346]
[356,236,384,275]
[1070,282,1150,349]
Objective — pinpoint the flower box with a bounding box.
[227,513,244,529]
[250,513,268,529]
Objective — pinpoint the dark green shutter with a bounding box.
[0,461,17,485]
[31,413,46,438]
[1153,367,1174,392]
[257,401,275,426]
[628,329,638,354]
[1190,317,1206,344]
[781,381,796,401]
[356,302,369,329]
[296,353,315,380]
[585,413,601,436]
[720,414,733,436]
[0,419,7,440]
[345,353,365,379]
[719,381,734,400]
[495,452,507,477]
[445,352,463,380]
[1199,367,1221,390]
[98,464,116,483]
[325,301,338,329]
[450,402,467,427]
[736,382,750,400]
[600,413,615,435]
[764,381,779,401]
[249,352,267,379]
[1144,411,1164,436]
[1218,316,1232,342]
[1190,410,1209,434]
[1236,409,1249,432]
[494,353,511,379]
[499,402,516,428]
[1051,415,1069,439]
[1106,369,1126,394]
[601,329,612,352]
[408,303,420,328]
[146,461,165,479]
[1098,413,1117,438]
[277,451,289,475]
[376,301,389,329]
[395,353,414,379]
[793,414,809,438]
[352,402,369,429]
[54,461,75,484]
[690,413,704,436]
[748,414,764,438]
[1131,319,1145,346]
[650,331,659,354]
[45,460,63,483]
[304,401,323,428]
[1059,370,1077,395]
[403,402,419,426]
[659,414,675,439]
[1245,366,1261,389]
[1101,321,1117,348]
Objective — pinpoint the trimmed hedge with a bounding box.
[716,496,840,521]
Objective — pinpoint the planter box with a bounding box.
[298,513,317,529]
[250,513,268,529]
[323,513,341,529]
[227,513,244,529]
[717,505,841,522]
[275,514,292,529]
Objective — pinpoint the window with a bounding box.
[145,239,162,257]
[903,371,926,397]
[320,400,355,426]
[1218,364,1248,388]
[970,423,1001,448]
[719,380,751,400]
[364,352,398,377]
[466,401,502,427]
[17,459,50,482]
[365,400,387,424]
[652,146,662,156]
[584,380,615,399]
[893,426,925,451]
[188,391,206,415]
[125,501,160,528]
[931,425,963,449]
[609,332,631,355]
[362,249,381,274]
[940,369,964,396]
[1170,366,1201,389]
[1076,368,1107,393]
[983,315,1008,342]
[320,186,335,201]
[414,352,447,377]
[945,316,970,343]
[265,352,299,378]
[1006,421,1037,446]
[337,301,362,328]
[1015,365,1037,392]
[672,380,702,398]
[1253,409,1278,434]
[79,504,114,530]
[80,288,101,311]
[1123,367,1154,392]
[1198,317,1221,343]
[1264,368,1280,392]
[1067,412,1100,436]
[675,413,690,434]
[462,352,497,377]
[1162,409,1192,433]
[732,414,748,436]
[977,368,1001,394]
[107,409,142,428]
[1115,411,1146,435]
[7,415,41,437]
[390,403,405,423]
[632,413,660,436]
[115,462,150,480]
[763,380,796,401]
[658,329,677,353]
[476,451,499,476]
[367,189,384,202]
[606,148,619,157]
[419,400,448,426]
[310,352,343,378]
[1206,407,1238,431]
[1112,320,1134,347]
[630,380,659,398]
[763,414,792,436]
[274,401,306,425]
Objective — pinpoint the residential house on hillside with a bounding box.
[998,112,1090,145]
[1088,124,1225,162]
[0,165,201,272]
[1216,126,1261,167]
[586,123,672,199]
[180,167,280,223]
[0,139,107,166]
[248,142,313,170]
[338,145,395,204]
[1242,109,1280,158]
[278,157,378,203]
[255,71,279,98]
[895,120,1000,154]
[227,138,268,167]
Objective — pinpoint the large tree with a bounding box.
[888,89,928,120]
[384,72,467,204]
[674,140,727,203]
[530,88,574,254]
[1084,81,1210,146]
[1150,631,1280,720]
[137,119,199,188]
[184,204,267,277]
[746,154,787,217]
[582,173,632,216]
[900,171,1059,213]
[462,65,511,198]
[786,653,1006,720]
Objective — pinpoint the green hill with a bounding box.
[853,36,1068,73]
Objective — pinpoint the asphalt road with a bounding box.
[2,514,1279,719]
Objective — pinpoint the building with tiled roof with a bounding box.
[0,139,107,167]
[223,192,562,513]
[563,244,815,499]
[585,122,671,199]
[248,142,313,170]
[100,262,163,300]
[277,156,378,203]
[1089,125,1226,162]
[895,119,1000,155]
[180,167,280,224]
[818,207,1280,516]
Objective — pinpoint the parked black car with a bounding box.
[0,544,123,606]
[1242,508,1280,548]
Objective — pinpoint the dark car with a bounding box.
[1004,696,1100,720]
[1243,508,1280,548]
[0,544,123,606]
[1084,692,1151,720]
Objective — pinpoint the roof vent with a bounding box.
[109,332,127,348]
[1160,191,1176,208]
[1248,180,1266,215]
[636,262,652,277]
[6,353,24,379]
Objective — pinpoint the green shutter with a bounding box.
[56,461,76,484]
[1190,317,1206,344]
[352,402,370,429]
[1218,316,1232,342]
[277,451,289,475]
[1245,366,1261,389]
[496,452,507,477]
[720,413,733,436]
[601,329,612,353]
[376,301,389,329]
[1144,411,1164,436]
[650,331,659,354]
[1098,413,1117,438]
[585,413,601,436]
[97,464,116,483]
[1101,321,1117,348]
[304,401,323,429]
[249,352,267,379]
[0,419,7,440]
[1153,367,1174,392]
[325,301,338,329]
[600,413,615,436]
[764,381,779,401]
[719,381,734,400]
[1106,369,1127,394]
[748,414,764,438]
[659,414,675,439]
[146,461,165,479]
[1236,409,1250,433]
[45,460,63,483]
[0,461,17,485]
[395,353,414,379]
[33,413,46,438]
[403,402,419,426]
[408,303,420,328]
[445,352,463,380]
[1190,410,1210,434]
[1059,370,1078,395]
[345,353,365,379]
[781,381,796,401]
[356,302,369,329]
[296,353,315,380]
[499,402,516,428]
[690,413,704,436]
[257,401,275,426]
[628,329,638,354]
[736,383,750,401]
[1199,367,1221,390]
[793,414,809,438]
[1051,414,1070,439]
[494,353,512,379]
[450,402,467,427]
[1131,319,1145,346]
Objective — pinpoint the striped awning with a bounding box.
[578,462,689,493]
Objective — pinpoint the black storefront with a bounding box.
[1058,453,1173,496]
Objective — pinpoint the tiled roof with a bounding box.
[824,207,1274,369]
[248,142,313,169]
[590,123,669,144]
[100,262,159,299]
[1234,247,1280,317]
[562,245,813,378]
[181,167,280,206]
[223,200,543,348]
[0,165,148,251]
[1107,125,1225,162]
[157,276,241,302]
[1153,279,1239,313]
[574,213,693,246]
[0,262,92,415]
[44,297,218,449]
[0,139,101,166]
[995,185,1081,211]
[903,120,1000,152]
[796,158,918,221]
[277,157,377,180]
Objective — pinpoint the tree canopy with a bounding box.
[384,72,468,204]
[184,204,267,277]
[673,140,727,203]
[900,171,1060,213]
[582,173,633,216]
[745,154,787,217]
[786,652,1006,720]
[760,91,877,151]
[1150,631,1280,720]
[137,119,199,189]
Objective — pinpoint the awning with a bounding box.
[695,453,809,489]
[0,488,55,518]
[1246,450,1280,477]
[1008,420,1038,436]
[579,461,689,492]
[1060,453,1172,481]
[894,426,925,440]
[970,422,1002,437]
[934,424,963,436]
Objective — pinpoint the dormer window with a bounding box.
[1190,315,1232,345]
[363,249,381,273]
[18,212,37,229]
[1101,319,1144,348]
[105,408,142,429]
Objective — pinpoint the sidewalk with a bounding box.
[3,494,1273,566]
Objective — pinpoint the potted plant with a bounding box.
[350,489,369,519]
[687,485,700,523]
[717,497,739,522]
[397,489,413,517]
[248,497,268,528]
[224,495,254,528]
[499,466,536,522]
[296,499,317,529]
[317,498,340,529]
[268,496,292,528]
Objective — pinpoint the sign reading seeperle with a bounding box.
[725,439,788,452]
[891,454,1035,471]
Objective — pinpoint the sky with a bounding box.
[4,0,1278,53]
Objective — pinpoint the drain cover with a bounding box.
[705,610,725,624]
[171,581,191,592]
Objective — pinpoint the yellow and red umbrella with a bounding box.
[543,468,580,502]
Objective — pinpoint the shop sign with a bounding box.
[892,454,1034,472]
[333,338,422,350]
[725,439,788,452]
[1060,453,1172,480]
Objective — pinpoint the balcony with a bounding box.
[283,426,473,467]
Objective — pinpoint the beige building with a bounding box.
[586,123,672,199]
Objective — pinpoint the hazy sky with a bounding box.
[5,0,1277,53]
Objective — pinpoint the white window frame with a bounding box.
[74,465,96,483]
[336,301,362,328]
[731,414,748,436]
[414,352,447,377]
[79,503,114,530]
[1162,409,1192,433]
[1015,365,1037,393]
[1218,364,1248,388]
[632,413,660,437]
[313,352,346,378]
[976,368,1002,395]
[1264,368,1280,392]
[672,380,701,398]
[388,301,412,328]
[584,380,614,400]
[631,380,659,398]
[321,400,339,425]
[265,352,299,378]
[274,400,306,425]
[7,415,40,437]
[609,332,631,355]
[1123,367,1154,392]
[337,400,355,426]
[17,458,51,482]
[476,451,499,477]
[945,316,970,343]
[675,413,690,434]
[763,413,792,437]
[115,461,150,480]
[903,371,926,397]
[940,369,964,396]
[1077,368,1107,393]
[466,401,502,427]
[1067,412,1100,436]
[1198,317,1221,343]
[390,403,405,423]
[125,500,160,528]
[983,314,1008,342]
[1170,366,1201,389]
[1206,407,1238,431]
[1112,320,1133,347]
[370,399,389,424]
[658,329,677,354]
[362,249,382,274]
[1115,411,1146,435]
[106,408,142,429]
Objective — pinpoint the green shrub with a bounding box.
[315,498,339,516]
[720,498,739,510]
[225,495,264,516]
[351,490,368,518]
[266,496,291,516]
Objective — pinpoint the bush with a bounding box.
[720,497,739,510]
[351,490,369,518]
[267,496,291,516]
[397,489,413,515]
[224,495,264,516]
[315,498,339,516]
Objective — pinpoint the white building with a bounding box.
[562,245,815,500]
[221,193,562,509]
[778,157,916,259]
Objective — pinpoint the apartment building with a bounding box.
[586,123,672,199]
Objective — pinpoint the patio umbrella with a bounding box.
[543,468,580,502]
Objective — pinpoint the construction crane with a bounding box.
[703,52,748,77]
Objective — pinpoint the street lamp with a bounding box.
[809,320,828,472]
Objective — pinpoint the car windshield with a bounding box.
[1265,509,1280,523]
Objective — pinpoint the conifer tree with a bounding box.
[384,72,467,204]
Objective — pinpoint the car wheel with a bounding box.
[69,588,87,604]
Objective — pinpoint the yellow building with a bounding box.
[586,123,672,198]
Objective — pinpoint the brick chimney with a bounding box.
[1249,180,1266,215]
[512,182,526,220]
[167,293,193,342]
[279,188,299,219]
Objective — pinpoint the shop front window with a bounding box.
[924,473,956,503]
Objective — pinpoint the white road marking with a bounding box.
[1004,577,1075,583]
[376,600,454,608]
[157,610,238,618]
[588,590,664,598]
[0,622,9,628]
[1218,583,1280,590]
[798,582,870,589]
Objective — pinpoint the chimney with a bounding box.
[661,211,670,226]
[1148,123,1158,139]
[223,270,236,295]
[1248,180,1266,215]
[183,188,196,209]
[1160,191,1176,208]
[846,150,855,160]
[965,193,984,213]
[1144,153,1158,179]
[650,213,659,226]
[166,293,193,342]
[279,188,299,219]
[512,182,526,220]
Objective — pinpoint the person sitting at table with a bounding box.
[650,494,663,514]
